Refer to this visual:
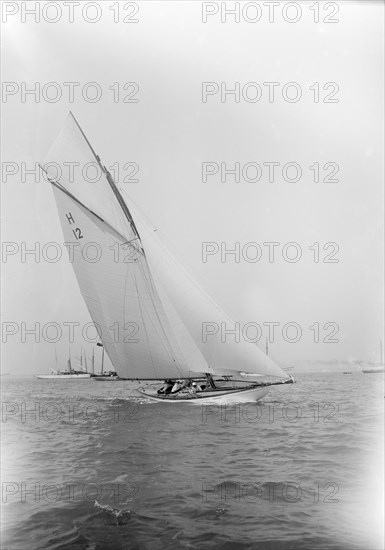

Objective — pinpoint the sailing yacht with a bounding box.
[35,356,91,379]
[40,113,293,402]
[92,344,120,380]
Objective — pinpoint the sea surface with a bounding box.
[1,371,384,550]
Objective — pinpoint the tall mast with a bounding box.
[97,342,104,374]
[68,112,142,245]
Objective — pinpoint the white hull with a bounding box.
[138,384,270,404]
[196,386,270,404]
[35,374,92,379]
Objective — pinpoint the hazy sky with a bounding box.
[1,1,384,374]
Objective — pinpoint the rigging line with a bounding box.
[39,165,104,225]
[68,112,143,246]
[39,165,138,249]
[138,259,185,379]
[122,191,273,360]
[68,111,101,165]
[104,169,143,244]
[136,259,177,368]
[122,237,140,245]
[132,264,158,379]
[121,240,143,260]
[139,240,210,369]
[120,190,239,323]
[122,255,135,371]
[136,255,185,377]
[139,259,174,354]
[120,251,153,377]
[135,234,207,377]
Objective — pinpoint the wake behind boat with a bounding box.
[92,374,121,381]
[41,113,294,403]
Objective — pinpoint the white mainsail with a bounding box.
[43,113,287,381]
[50,185,204,379]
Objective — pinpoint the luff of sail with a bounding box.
[42,113,288,382]
[49,184,205,380]
[43,114,208,380]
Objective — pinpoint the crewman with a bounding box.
[157,380,174,394]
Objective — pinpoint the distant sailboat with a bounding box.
[35,348,91,379]
[362,340,385,374]
[40,113,294,402]
[92,343,119,380]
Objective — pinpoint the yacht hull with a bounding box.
[137,384,270,404]
[35,374,91,379]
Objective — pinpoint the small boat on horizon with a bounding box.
[362,342,385,372]
[35,351,92,380]
[92,374,121,381]
[91,344,119,380]
[362,368,385,374]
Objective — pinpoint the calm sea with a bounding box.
[1,370,384,550]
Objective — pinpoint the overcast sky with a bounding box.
[1,1,384,374]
